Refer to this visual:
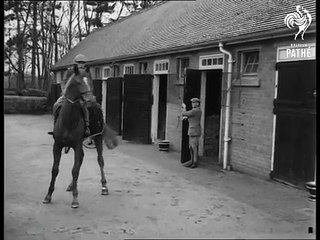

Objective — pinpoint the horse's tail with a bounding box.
[102,123,118,149]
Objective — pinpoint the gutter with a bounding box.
[219,42,233,170]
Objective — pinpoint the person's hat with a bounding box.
[74,54,88,63]
[190,97,200,103]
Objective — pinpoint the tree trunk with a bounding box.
[68,1,74,50]
[15,7,25,91]
[77,0,82,41]
[36,42,42,89]
[31,1,38,89]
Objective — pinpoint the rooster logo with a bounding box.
[284,5,312,40]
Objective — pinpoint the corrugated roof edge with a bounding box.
[51,23,316,71]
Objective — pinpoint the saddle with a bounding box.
[49,101,103,137]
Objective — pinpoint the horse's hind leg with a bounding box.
[70,144,84,208]
[95,136,108,195]
[43,143,62,204]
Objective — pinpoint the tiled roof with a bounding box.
[52,0,316,70]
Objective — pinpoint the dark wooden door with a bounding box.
[93,80,102,105]
[106,77,123,135]
[123,74,153,144]
[180,69,202,164]
[273,60,316,184]
[157,75,167,140]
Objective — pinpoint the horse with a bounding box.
[43,66,118,208]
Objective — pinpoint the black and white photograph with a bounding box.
[4,0,316,239]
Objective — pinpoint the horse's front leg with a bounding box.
[43,143,62,204]
[95,136,108,195]
[70,144,84,208]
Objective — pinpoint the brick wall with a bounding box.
[228,40,277,179]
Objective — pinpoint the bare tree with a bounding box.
[30,1,38,88]
[5,1,32,91]
[4,0,163,92]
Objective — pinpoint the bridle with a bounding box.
[65,97,81,104]
[65,90,92,104]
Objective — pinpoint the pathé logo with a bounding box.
[284,5,312,40]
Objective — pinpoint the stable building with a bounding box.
[51,0,316,186]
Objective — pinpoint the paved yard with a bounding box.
[4,114,316,239]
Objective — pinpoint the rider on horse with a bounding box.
[48,54,97,137]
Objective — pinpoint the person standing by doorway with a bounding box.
[181,97,202,168]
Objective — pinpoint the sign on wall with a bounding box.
[277,43,315,62]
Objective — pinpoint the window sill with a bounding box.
[232,76,260,87]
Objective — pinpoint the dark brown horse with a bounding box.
[43,66,118,208]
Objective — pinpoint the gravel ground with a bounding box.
[4,114,316,240]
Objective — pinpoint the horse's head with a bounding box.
[64,65,92,102]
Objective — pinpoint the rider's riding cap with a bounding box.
[74,54,88,64]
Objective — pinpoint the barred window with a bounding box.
[124,64,135,75]
[95,67,101,79]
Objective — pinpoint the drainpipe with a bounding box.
[219,42,233,170]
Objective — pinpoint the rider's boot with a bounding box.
[47,112,58,135]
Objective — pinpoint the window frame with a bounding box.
[102,66,112,79]
[139,62,148,74]
[123,64,135,75]
[94,67,101,79]
[113,65,120,77]
[153,59,170,74]
[233,48,261,87]
[241,50,260,76]
[199,54,224,70]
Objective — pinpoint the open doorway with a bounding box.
[157,74,167,140]
[203,70,222,162]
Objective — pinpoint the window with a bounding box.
[199,54,224,69]
[95,67,101,79]
[124,64,135,75]
[242,51,259,75]
[102,66,111,79]
[154,59,169,74]
[177,58,189,84]
[233,50,260,87]
[139,62,148,74]
[113,65,120,77]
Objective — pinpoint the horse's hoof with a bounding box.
[101,187,109,195]
[66,186,73,192]
[43,196,51,204]
[182,160,193,167]
[190,162,198,168]
[71,202,79,208]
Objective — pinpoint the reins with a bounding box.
[83,127,105,149]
